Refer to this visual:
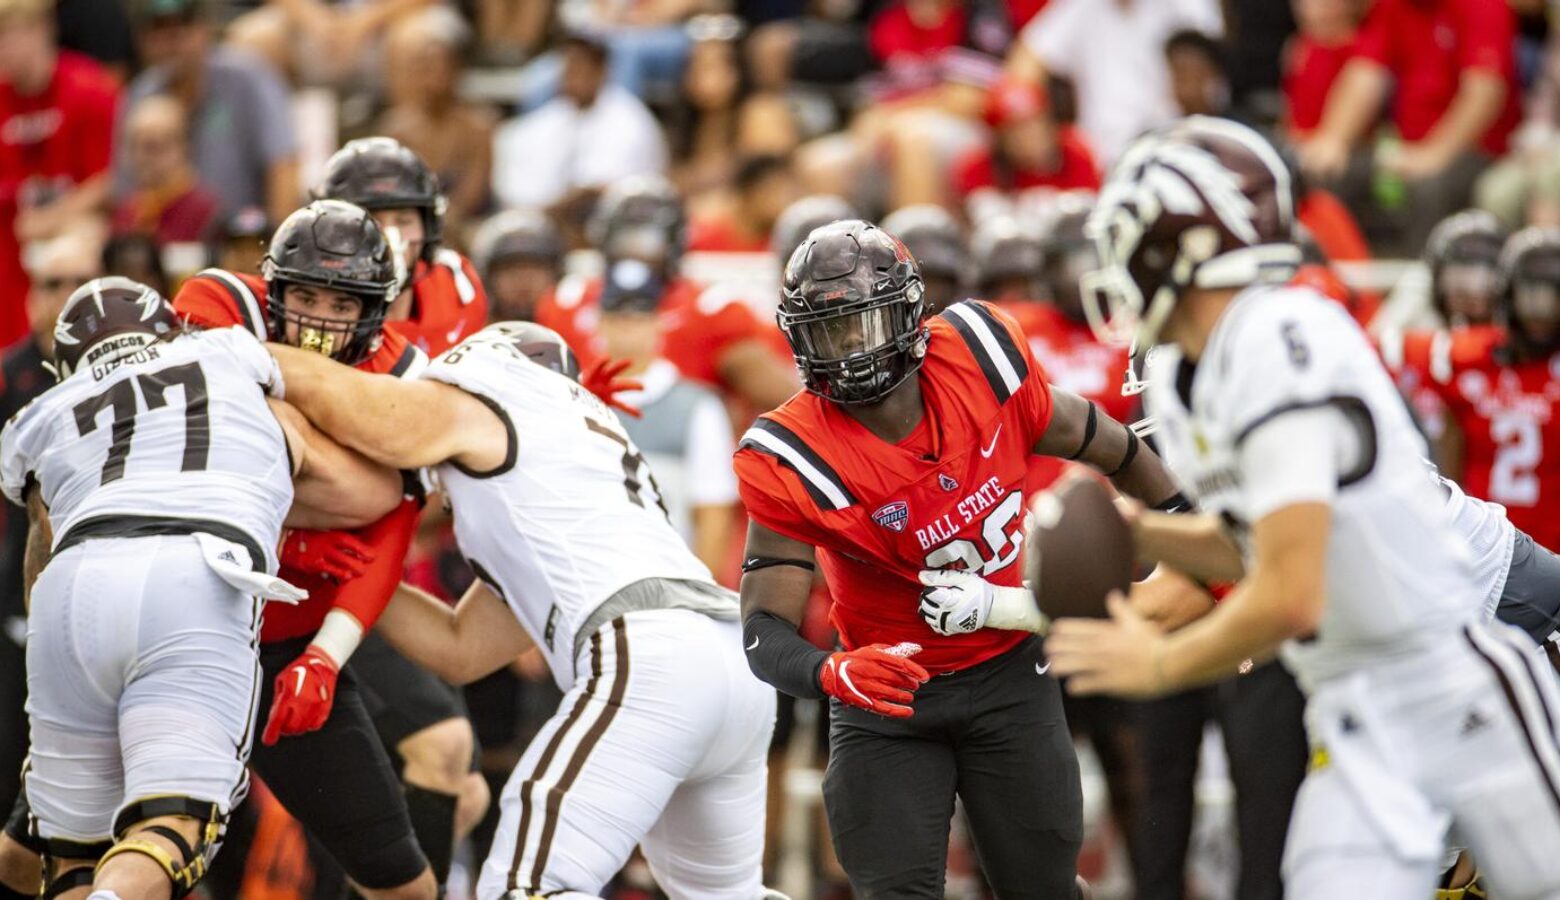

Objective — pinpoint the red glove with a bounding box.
[262,646,340,745]
[582,357,644,418]
[280,529,375,582]
[818,643,930,719]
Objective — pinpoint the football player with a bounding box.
[174,200,457,899]
[878,205,967,315]
[536,174,799,412]
[1045,117,1560,898]
[0,278,399,900]
[471,208,564,323]
[315,137,490,355]
[734,219,1185,896]
[261,322,780,900]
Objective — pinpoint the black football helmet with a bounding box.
[480,321,581,381]
[316,137,446,264]
[771,194,859,267]
[879,204,966,313]
[263,200,398,366]
[589,175,686,274]
[1038,196,1097,322]
[1424,209,1505,326]
[779,219,927,405]
[1498,227,1560,358]
[472,208,563,283]
[52,277,180,379]
[971,214,1045,300]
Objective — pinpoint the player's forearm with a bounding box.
[272,398,404,529]
[1132,511,1245,584]
[1036,393,1183,507]
[691,504,735,575]
[1420,71,1506,162]
[382,581,530,684]
[1155,568,1305,690]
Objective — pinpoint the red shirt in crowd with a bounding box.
[869,2,969,63]
[110,181,221,245]
[687,215,770,254]
[1351,0,1521,155]
[0,51,118,348]
[1283,34,1355,138]
[952,126,1101,198]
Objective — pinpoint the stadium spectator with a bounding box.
[1298,0,1521,252]
[1007,0,1222,164]
[492,32,667,219]
[1476,16,1560,229]
[688,154,799,253]
[1164,28,1229,117]
[110,93,219,246]
[596,260,740,572]
[101,230,168,296]
[952,77,1100,224]
[671,16,798,200]
[379,7,496,234]
[471,208,564,323]
[122,0,298,225]
[1281,0,1360,141]
[0,0,117,349]
[54,0,137,79]
[880,203,967,314]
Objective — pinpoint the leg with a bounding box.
[250,640,433,900]
[1218,662,1308,900]
[1131,687,1214,900]
[1,788,42,896]
[1282,766,1439,900]
[954,638,1083,900]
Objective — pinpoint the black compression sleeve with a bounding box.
[743,610,829,700]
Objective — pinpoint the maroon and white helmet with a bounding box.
[1081,116,1301,348]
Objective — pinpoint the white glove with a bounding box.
[917,569,1049,636]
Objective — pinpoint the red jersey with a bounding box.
[1283,34,1354,138]
[0,51,119,348]
[951,129,1101,199]
[1352,0,1520,155]
[386,249,489,356]
[1390,326,1560,551]
[1001,301,1132,422]
[735,301,1052,674]
[536,273,769,389]
[173,269,427,641]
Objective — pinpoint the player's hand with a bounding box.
[818,643,930,718]
[262,646,341,745]
[917,569,997,635]
[582,357,644,418]
[1046,593,1171,698]
[1130,567,1214,633]
[280,529,375,582]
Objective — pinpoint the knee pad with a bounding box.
[95,796,224,900]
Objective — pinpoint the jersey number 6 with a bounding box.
[922,491,1025,576]
[73,362,210,485]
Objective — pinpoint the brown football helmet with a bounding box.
[1082,116,1301,347]
[53,277,181,379]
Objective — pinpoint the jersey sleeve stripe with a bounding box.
[1232,395,1379,487]
[389,344,427,378]
[436,249,477,304]
[196,269,267,341]
[941,301,1026,403]
[738,418,856,511]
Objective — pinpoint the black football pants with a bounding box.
[823,636,1083,899]
[1132,660,1307,900]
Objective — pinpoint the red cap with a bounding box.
[985,77,1050,128]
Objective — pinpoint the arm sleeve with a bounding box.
[320,497,422,631]
[685,394,739,507]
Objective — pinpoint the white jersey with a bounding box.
[423,330,723,689]
[1435,470,1517,620]
[1145,285,1481,691]
[0,326,293,571]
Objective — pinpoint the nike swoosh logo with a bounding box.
[980,424,1004,459]
[294,669,308,694]
[1035,661,1051,676]
[445,323,465,345]
[746,636,760,651]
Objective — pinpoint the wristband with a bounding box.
[1152,491,1194,514]
[741,556,817,574]
[985,584,1050,634]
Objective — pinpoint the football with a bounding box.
[1022,473,1135,621]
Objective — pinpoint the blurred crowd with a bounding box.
[3,0,1560,896]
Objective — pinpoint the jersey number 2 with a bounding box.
[73,362,210,485]
[1490,413,1541,507]
[922,492,1025,575]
